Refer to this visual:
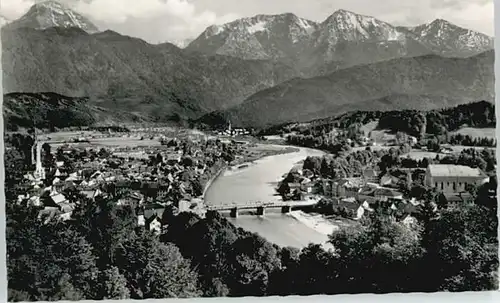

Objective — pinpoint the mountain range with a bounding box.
[2,26,298,122]
[186,9,493,76]
[1,1,495,129]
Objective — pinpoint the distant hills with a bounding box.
[1,1,495,130]
[259,101,496,140]
[4,92,98,131]
[2,27,298,122]
[199,50,494,128]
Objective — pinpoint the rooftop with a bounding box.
[428,164,486,178]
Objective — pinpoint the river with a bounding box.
[204,145,337,249]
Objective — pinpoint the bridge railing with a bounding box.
[206,199,318,210]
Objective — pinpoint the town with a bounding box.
[2,0,498,300]
[7,123,296,234]
[7,113,496,237]
[4,104,498,300]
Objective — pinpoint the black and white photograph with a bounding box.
[1,0,498,301]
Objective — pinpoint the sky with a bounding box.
[0,0,494,45]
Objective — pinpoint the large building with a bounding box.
[425,164,489,194]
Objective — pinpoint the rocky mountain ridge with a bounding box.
[3,0,99,33]
[188,9,493,75]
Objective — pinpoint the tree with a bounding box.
[423,204,498,291]
[319,157,330,177]
[292,244,336,295]
[4,147,27,201]
[98,266,130,300]
[182,156,194,167]
[222,150,235,164]
[303,156,322,174]
[98,148,111,158]
[71,198,137,267]
[277,182,290,199]
[191,179,204,197]
[204,278,230,297]
[328,214,424,293]
[116,232,201,299]
[427,139,441,152]
[7,209,99,301]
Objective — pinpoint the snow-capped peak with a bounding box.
[407,18,493,55]
[320,9,405,43]
[205,24,225,37]
[8,0,99,33]
[247,20,268,34]
[36,0,67,11]
[202,13,319,39]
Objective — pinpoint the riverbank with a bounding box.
[204,145,333,249]
[201,165,226,198]
[228,145,300,173]
[232,145,300,166]
[201,144,298,201]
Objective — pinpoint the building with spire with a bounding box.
[32,131,46,181]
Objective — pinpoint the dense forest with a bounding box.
[7,194,498,300]
[5,134,499,300]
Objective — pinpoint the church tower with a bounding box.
[33,130,46,181]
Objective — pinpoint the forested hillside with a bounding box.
[262,101,495,139]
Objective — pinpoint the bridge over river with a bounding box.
[206,199,318,218]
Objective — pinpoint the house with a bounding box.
[379,172,400,187]
[337,178,364,198]
[288,183,302,192]
[28,195,43,207]
[54,179,74,192]
[145,215,162,234]
[59,212,73,221]
[117,193,144,206]
[408,136,418,146]
[357,185,377,203]
[443,192,474,204]
[157,184,171,199]
[363,168,380,184]
[424,164,489,194]
[337,197,360,214]
[440,147,454,154]
[321,179,335,197]
[44,190,68,206]
[335,198,372,220]
[137,208,146,226]
[38,207,60,224]
[302,169,315,179]
[374,187,403,202]
[178,200,191,212]
[52,177,62,186]
[58,202,75,214]
[402,215,418,227]
[355,204,365,220]
[54,168,62,178]
[65,172,81,182]
[143,203,166,220]
[81,188,102,201]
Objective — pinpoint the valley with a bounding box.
[1,1,495,130]
[2,0,498,300]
